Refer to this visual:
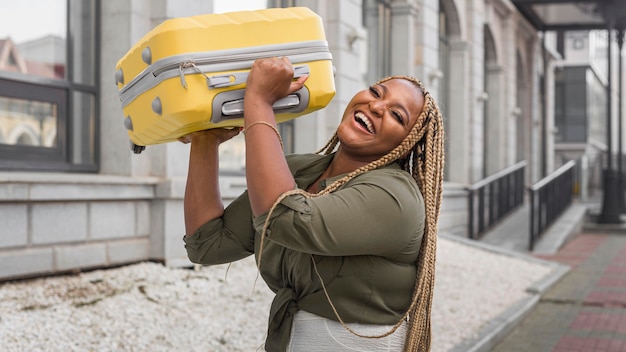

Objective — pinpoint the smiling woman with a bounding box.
[181,56,445,352]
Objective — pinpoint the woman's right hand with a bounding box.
[178,127,243,145]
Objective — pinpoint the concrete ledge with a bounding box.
[532,203,588,254]
[527,264,571,295]
[0,248,54,279]
[0,173,161,201]
[107,238,151,264]
[450,295,540,352]
[583,212,626,234]
[55,243,108,271]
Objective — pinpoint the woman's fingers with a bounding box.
[179,127,243,145]
[289,74,308,94]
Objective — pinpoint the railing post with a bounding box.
[529,189,535,251]
[468,190,475,240]
[478,187,485,235]
[488,183,495,228]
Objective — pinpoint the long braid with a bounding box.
[315,132,339,155]
[256,76,445,351]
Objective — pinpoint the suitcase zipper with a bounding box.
[151,44,328,77]
[119,40,332,108]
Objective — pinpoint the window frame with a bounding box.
[0,0,100,173]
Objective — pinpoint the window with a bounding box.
[0,0,99,171]
[363,0,392,82]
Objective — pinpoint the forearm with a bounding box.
[244,100,295,216]
[184,137,224,236]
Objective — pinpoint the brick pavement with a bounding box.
[490,233,626,352]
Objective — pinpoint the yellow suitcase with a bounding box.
[115,7,335,153]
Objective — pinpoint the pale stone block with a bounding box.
[136,201,151,236]
[155,177,187,198]
[32,203,88,244]
[167,143,189,178]
[0,248,54,280]
[164,200,186,259]
[107,238,150,264]
[29,183,154,201]
[149,200,166,259]
[54,243,107,271]
[339,0,362,27]
[0,204,28,248]
[90,201,136,239]
[0,183,28,201]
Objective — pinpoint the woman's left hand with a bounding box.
[244,57,308,107]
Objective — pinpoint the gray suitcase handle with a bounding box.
[221,94,300,116]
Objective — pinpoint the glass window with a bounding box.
[0,96,57,148]
[0,0,67,81]
[0,0,99,172]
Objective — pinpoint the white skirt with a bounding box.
[286,310,407,352]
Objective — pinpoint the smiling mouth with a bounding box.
[355,111,375,134]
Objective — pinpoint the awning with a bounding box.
[512,0,626,31]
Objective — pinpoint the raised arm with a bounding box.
[181,128,242,236]
[243,57,307,216]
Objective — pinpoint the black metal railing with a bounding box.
[528,160,576,251]
[466,161,527,239]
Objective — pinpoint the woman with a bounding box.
[181,57,444,352]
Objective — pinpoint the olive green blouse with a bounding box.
[184,153,425,352]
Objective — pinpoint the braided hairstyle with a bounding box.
[257,75,444,351]
[319,76,443,351]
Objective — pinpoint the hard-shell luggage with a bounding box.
[115,7,335,153]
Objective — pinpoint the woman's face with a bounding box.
[337,78,424,162]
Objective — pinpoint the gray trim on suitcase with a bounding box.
[118,40,332,108]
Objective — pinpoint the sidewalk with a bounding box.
[490,231,626,352]
[473,204,626,352]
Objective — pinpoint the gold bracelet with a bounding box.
[244,121,284,150]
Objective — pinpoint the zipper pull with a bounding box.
[179,61,195,89]
[179,61,214,89]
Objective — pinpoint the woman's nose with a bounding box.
[369,100,385,117]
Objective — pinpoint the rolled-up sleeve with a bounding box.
[253,169,424,261]
[184,191,256,265]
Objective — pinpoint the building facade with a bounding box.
[2,0,605,280]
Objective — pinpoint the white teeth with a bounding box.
[355,112,374,133]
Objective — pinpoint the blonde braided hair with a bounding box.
[257,75,444,352]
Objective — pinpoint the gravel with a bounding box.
[0,236,555,352]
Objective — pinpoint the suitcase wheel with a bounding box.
[130,142,146,154]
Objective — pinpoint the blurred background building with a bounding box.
[0,0,623,280]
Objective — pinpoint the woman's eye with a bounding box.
[392,111,404,124]
[369,86,380,97]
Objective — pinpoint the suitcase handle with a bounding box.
[221,94,301,116]
[207,65,310,88]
